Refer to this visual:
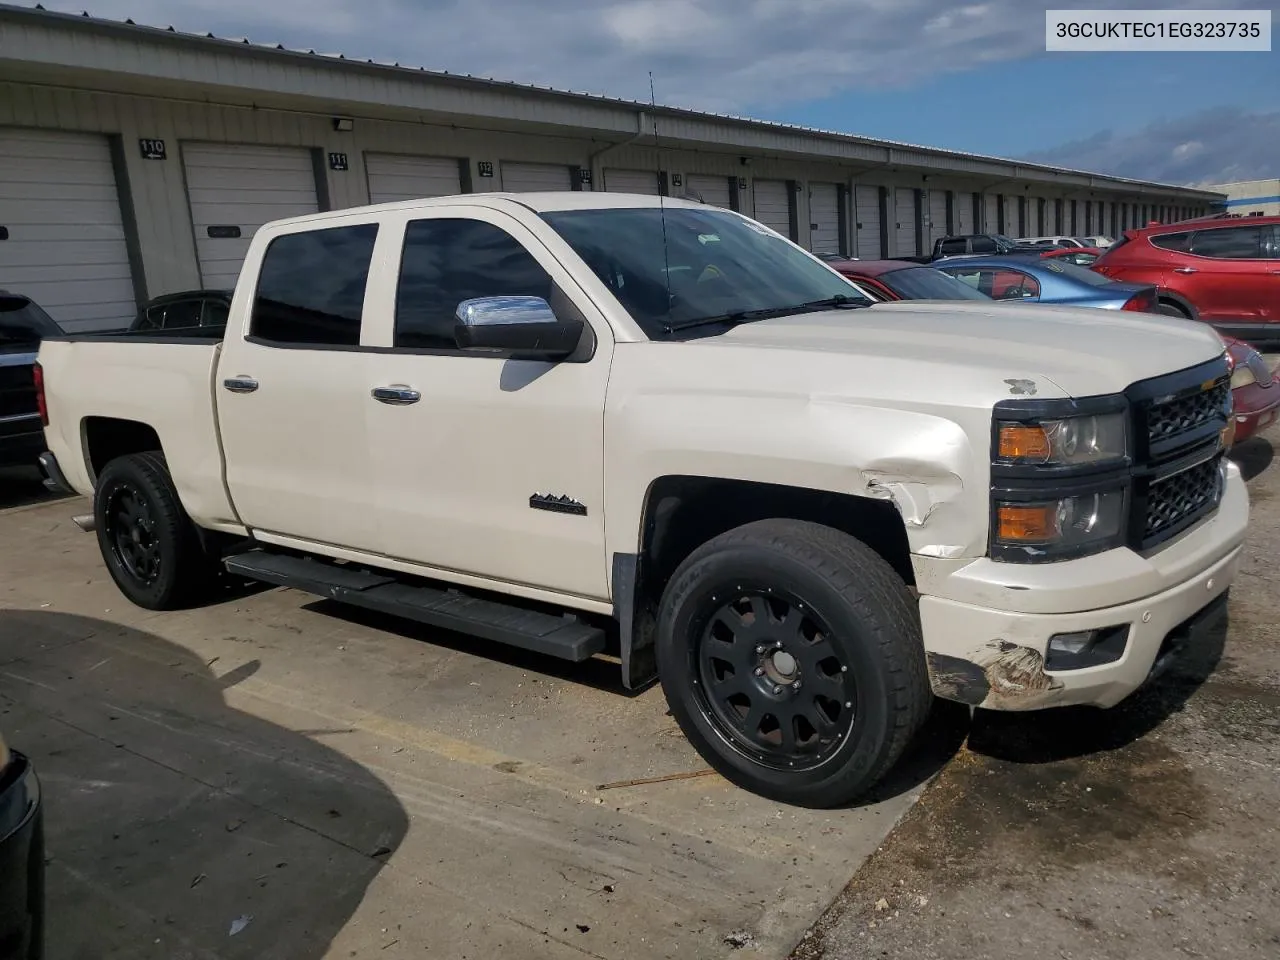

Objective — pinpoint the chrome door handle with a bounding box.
[223,376,259,393]
[371,385,421,405]
[1173,267,1197,274]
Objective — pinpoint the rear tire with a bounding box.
[656,519,930,808]
[1156,301,1189,319]
[94,451,217,610]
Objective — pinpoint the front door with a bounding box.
[360,207,612,602]
[216,218,384,553]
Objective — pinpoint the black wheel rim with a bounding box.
[692,589,857,772]
[105,482,161,585]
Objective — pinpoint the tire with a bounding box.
[656,518,931,808]
[1156,301,1189,319]
[93,451,217,610]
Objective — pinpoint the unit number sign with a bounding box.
[138,138,167,160]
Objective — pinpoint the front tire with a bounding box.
[94,451,216,610]
[656,519,930,808]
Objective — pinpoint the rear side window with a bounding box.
[251,224,379,346]
[938,238,966,255]
[1189,226,1262,259]
[1150,232,1192,252]
[394,218,553,350]
[152,299,203,330]
[971,236,997,253]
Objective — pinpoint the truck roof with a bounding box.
[269,191,715,229]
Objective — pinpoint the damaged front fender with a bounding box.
[928,640,1065,710]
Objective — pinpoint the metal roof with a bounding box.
[0,2,1225,199]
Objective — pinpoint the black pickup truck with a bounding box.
[0,293,59,471]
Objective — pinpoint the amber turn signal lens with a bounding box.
[998,424,1051,461]
[1220,418,1236,451]
[997,504,1058,542]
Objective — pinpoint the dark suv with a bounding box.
[0,292,60,471]
[1092,216,1280,344]
[930,234,1027,259]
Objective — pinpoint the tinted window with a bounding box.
[938,238,967,255]
[542,207,870,339]
[395,219,554,350]
[877,266,991,301]
[154,298,203,330]
[938,267,1039,299]
[971,236,997,253]
[1266,225,1280,259]
[1189,226,1262,259]
[0,295,60,344]
[251,224,379,346]
[202,298,230,329]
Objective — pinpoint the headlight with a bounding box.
[1230,366,1255,389]
[997,412,1128,466]
[994,489,1127,557]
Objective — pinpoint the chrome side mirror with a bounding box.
[453,296,583,359]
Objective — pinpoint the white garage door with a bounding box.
[0,128,136,332]
[685,174,733,209]
[926,190,948,246]
[183,143,319,291]
[753,180,792,238]
[955,193,974,235]
[855,185,882,257]
[604,168,660,195]
[893,188,917,258]
[982,194,999,233]
[366,153,461,204]
[501,162,572,192]
[808,183,841,255]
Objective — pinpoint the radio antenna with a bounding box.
[650,71,674,333]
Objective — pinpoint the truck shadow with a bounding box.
[0,609,409,960]
[965,602,1228,765]
[0,467,71,510]
[1230,435,1273,482]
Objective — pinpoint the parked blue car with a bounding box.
[931,254,1162,313]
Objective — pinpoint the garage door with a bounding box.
[685,174,733,209]
[753,180,793,238]
[0,128,136,332]
[366,153,461,204]
[501,162,572,192]
[955,193,975,235]
[855,185,882,257]
[981,194,999,233]
[926,190,948,246]
[183,143,319,291]
[893,188,917,257]
[604,168,660,195]
[808,183,841,255]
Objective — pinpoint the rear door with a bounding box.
[216,215,383,552]
[1184,225,1270,323]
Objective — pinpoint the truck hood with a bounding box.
[713,300,1225,398]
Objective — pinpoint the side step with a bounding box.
[224,550,606,662]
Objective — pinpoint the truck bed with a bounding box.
[37,334,242,531]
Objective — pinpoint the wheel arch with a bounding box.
[81,416,164,485]
[613,475,914,691]
[1155,289,1199,321]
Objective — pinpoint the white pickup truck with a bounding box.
[35,192,1247,807]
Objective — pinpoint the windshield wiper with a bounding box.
[665,294,869,334]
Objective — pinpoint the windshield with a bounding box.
[877,266,992,301]
[540,206,872,338]
[0,295,61,344]
[1039,258,1115,286]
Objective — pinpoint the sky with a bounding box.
[21,0,1280,185]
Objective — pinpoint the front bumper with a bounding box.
[917,464,1249,711]
[1231,381,1279,443]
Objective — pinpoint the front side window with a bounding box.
[201,298,230,329]
[251,224,379,346]
[1189,226,1262,259]
[971,236,997,253]
[541,206,870,338]
[395,218,553,350]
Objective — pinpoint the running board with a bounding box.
[223,550,606,662]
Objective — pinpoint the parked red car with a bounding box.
[1092,216,1280,346]
[1224,335,1280,442]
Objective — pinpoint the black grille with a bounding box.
[1143,457,1222,545]
[0,362,37,419]
[1146,381,1229,446]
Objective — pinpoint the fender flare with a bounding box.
[1155,288,1200,322]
